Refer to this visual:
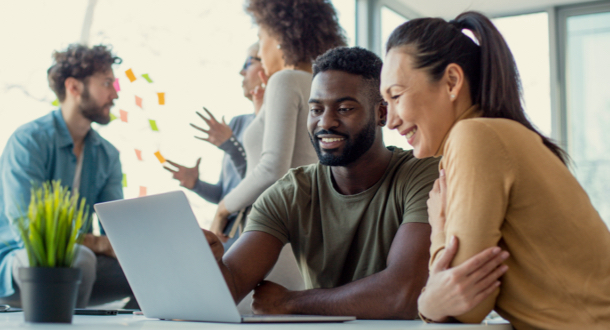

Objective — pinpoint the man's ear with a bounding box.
[377,100,388,126]
[64,77,83,99]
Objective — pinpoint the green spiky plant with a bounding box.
[13,180,92,268]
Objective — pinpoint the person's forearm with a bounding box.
[283,270,424,319]
[192,180,223,204]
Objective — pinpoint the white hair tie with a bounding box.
[461,28,480,46]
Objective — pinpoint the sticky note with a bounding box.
[119,109,128,123]
[154,151,166,163]
[157,92,165,105]
[141,74,153,83]
[113,78,121,92]
[122,174,127,187]
[125,69,136,82]
[110,113,117,122]
[135,96,143,108]
[149,119,159,131]
[52,99,59,106]
[135,149,143,161]
[139,186,147,197]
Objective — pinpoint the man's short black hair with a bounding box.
[312,47,383,103]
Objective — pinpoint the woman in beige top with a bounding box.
[380,11,610,330]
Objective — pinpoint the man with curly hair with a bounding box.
[202,47,439,319]
[0,44,137,308]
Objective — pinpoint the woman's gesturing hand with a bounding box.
[163,158,201,189]
[418,236,509,322]
[191,107,233,147]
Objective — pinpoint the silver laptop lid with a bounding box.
[95,191,241,323]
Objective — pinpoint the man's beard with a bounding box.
[310,119,377,166]
[79,86,111,125]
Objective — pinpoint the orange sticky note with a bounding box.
[135,96,143,109]
[135,149,142,161]
[157,92,165,105]
[139,186,147,197]
[125,69,136,82]
[154,151,166,163]
[119,109,128,123]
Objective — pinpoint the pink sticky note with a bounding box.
[135,149,142,161]
[113,78,121,92]
[135,96,143,109]
[139,186,147,197]
[119,109,128,123]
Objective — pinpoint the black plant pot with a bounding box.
[18,267,82,323]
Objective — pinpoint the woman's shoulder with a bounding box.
[451,117,533,142]
[267,70,312,87]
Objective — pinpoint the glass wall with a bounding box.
[565,10,610,227]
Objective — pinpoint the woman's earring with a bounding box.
[277,44,281,49]
[450,94,455,100]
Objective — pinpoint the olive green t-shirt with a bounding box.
[244,147,439,289]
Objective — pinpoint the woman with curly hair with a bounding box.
[210,0,346,240]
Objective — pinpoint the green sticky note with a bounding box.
[110,113,117,122]
[149,119,159,131]
[52,99,59,106]
[122,174,127,187]
[141,74,153,83]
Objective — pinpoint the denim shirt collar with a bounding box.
[52,109,101,148]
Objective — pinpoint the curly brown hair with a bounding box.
[246,0,346,66]
[47,44,122,102]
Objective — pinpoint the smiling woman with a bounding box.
[381,11,610,329]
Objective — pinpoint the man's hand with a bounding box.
[163,158,201,189]
[82,234,116,258]
[427,169,447,234]
[191,107,233,147]
[418,236,509,322]
[202,228,224,262]
[210,200,231,243]
[252,281,292,314]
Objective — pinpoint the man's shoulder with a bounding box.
[89,129,119,158]
[388,147,440,189]
[10,111,57,146]
[272,163,320,194]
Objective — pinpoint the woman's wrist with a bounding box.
[418,288,450,323]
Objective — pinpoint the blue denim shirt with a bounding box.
[0,109,123,297]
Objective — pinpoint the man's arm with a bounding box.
[252,222,431,319]
[206,229,284,303]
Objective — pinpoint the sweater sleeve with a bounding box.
[430,120,515,323]
[223,71,304,213]
[217,116,249,179]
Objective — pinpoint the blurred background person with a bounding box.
[165,43,264,250]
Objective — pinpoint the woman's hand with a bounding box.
[250,71,269,115]
[418,236,509,322]
[210,200,231,243]
[190,107,233,147]
[163,158,201,189]
[427,169,447,234]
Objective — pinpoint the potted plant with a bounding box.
[13,180,92,323]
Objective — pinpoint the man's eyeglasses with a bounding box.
[242,56,261,71]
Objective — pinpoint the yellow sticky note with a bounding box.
[139,186,147,197]
[149,119,159,131]
[125,69,136,82]
[52,99,59,106]
[154,151,166,163]
[109,113,117,122]
[122,174,127,187]
[157,92,165,105]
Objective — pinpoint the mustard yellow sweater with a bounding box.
[431,107,610,330]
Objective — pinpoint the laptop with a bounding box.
[94,191,356,323]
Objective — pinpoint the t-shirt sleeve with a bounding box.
[243,171,300,245]
[431,120,514,323]
[400,156,440,225]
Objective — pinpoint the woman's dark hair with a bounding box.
[246,0,347,66]
[47,44,122,102]
[386,11,568,164]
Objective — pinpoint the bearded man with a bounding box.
[201,47,440,319]
[0,44,137,308]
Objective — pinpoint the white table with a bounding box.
[1,313,512,329]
